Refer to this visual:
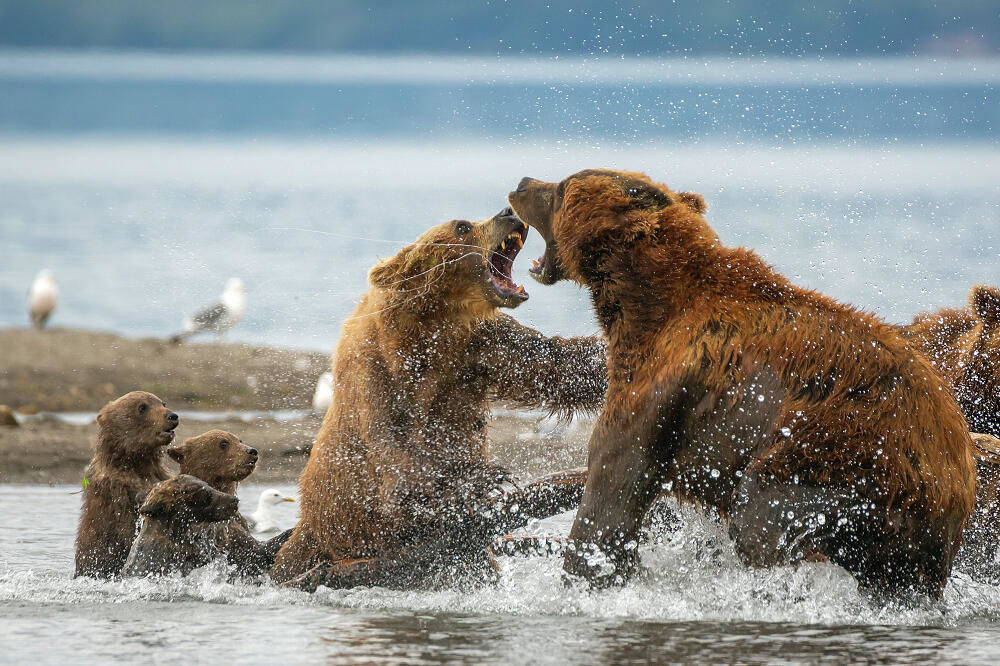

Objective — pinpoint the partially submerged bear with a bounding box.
[509,169,975,599]
[272,208,606,590]
[122,474,240,577]
[903,285,1000,579]
[75,391,178,578]
[903,284,1000,437]
[167,429,291,577]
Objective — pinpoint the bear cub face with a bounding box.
[367,208,531,309]
[97,390,179,454]
[167,429,258,491]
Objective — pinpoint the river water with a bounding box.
[2,52,1000,663]
[4,483,1000,664]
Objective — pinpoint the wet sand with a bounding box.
[0,327,590,484]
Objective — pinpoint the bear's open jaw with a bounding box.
[159,420,179,443]
[487,223,530,302]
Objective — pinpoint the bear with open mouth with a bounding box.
[508,169,975,600]
[271,208,607,590]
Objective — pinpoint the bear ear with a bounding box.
[166,446,184,463]
[368,245,431,291]
[971,284,1000,330]
[139,497,168,518]
[678,192,707,214]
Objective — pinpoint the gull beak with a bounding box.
[283,497,296,502]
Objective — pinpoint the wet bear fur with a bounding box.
[903,284,1000,437]
[168,429,291,577]
[508,169,975,599]
[122,474,240,577]
[74,391,178,578]
[272,209,607,588]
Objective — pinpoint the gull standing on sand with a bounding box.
[170,277,246,343]
[27,269,59,329]
[245,489,296,534]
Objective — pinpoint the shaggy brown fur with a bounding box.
[508,169,975,599]
[958,433,1000,580]
[272,208,607,588]
[122,475,240,577]
[168,430,291,576]
[902,285,1000,437]
[74,391,179,578]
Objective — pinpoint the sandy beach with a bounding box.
[0,327,590,484]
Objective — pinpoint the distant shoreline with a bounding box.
[0,326,330,412]
[0,326,591,484]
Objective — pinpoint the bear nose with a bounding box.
[166,412,179,423]
[516,177,537,193]
[248,448,258,458]
[497,206,515,218]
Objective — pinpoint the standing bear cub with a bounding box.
[272,208,607,589]
[75,391,178,578]
[508,169,975,599]
[167,429,291,576]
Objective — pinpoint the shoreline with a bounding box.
[0,326,590,484]
[0,327,329,412]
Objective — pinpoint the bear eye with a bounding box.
[455,221,472,236]
[138,403,148,414]
[219,440,229,450]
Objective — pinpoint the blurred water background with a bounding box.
[0,52,997,350]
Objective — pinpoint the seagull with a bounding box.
[170,277,246,343]
[312,372,334,414]
[245,489,296,534]
[27,269,59,329]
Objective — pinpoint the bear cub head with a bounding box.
[139,474,240,526]
[168,429,258,492]
[96,390,179,459]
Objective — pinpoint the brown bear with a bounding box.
[122,474,240,577]
[958,432,1000,580]
[271,208,607,590]
[167,429,291,576]
[75,391,178,578]
[902,284,1000,437]
[508,169,976,599]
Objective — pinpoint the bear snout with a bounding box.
[165,411,179,425]
[247,447,258,458]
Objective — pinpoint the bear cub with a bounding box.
[122,475,240,577]
[167,429,291,576]
[75,391,178,578]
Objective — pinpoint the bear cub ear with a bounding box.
[167,447,184,463]
[971,284,1000,330]
[139,497,168,518]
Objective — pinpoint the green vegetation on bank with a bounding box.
[0,0,995,56]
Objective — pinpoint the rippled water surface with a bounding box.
[4,484,1000,664]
